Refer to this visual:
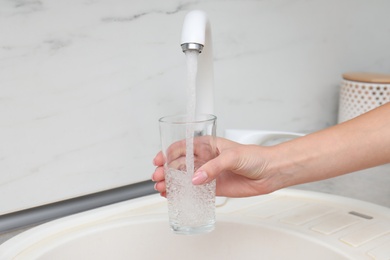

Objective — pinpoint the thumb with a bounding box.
[192,150,238,185]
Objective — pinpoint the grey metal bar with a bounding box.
[0,180,157,233]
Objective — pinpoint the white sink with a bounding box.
[1,189,390,259]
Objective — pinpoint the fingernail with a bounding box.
[192,170,208,185]
[153,183,158,190]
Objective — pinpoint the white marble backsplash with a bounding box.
[1,0,390,214]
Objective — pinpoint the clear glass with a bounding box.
[159,114,217,235]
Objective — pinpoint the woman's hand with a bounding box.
[152,137,281,197]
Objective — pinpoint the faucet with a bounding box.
[181,10,214,115]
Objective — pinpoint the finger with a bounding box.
[165,139,186,163]
[151,166,165,182]
[154,180,166,193]
[153,151,165,166]
[166,137,217,165]
[192,148,240,185]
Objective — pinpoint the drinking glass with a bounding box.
[159,114,217,235]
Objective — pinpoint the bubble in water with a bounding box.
[166,169,216,228]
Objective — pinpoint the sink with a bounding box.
[1,189,390,259]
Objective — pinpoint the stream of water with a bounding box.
[185,50,199,178]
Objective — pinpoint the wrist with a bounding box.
[265,141,312,190]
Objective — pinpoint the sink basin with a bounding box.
[1,189,390,259]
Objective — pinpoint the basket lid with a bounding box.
[342,72,390,84]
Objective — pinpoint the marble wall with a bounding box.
[1,0,390,214]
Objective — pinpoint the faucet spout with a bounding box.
[181,10,208,52]
[180,10,214,115]
[181,42,204,53]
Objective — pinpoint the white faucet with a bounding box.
[181,10,214,115]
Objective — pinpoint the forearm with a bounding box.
[271,103,390,188]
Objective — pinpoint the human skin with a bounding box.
[152,103,390,198]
